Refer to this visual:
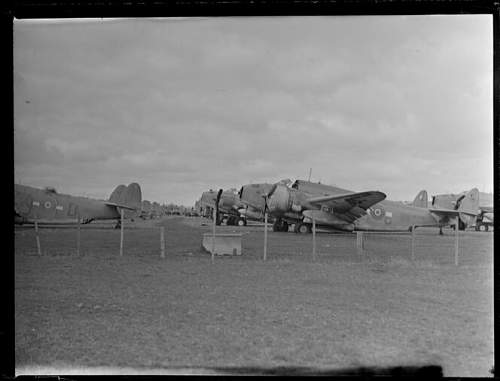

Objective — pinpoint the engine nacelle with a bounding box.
[238,207,263,220]
[267,184,292,213]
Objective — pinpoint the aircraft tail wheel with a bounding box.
[237,218,245,226]
[479,224,486,232]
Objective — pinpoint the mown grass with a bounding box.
[15,217,493,376]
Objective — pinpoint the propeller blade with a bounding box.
[215,189,223,223]
[267,183,278,198]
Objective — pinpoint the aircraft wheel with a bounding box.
[281,221,289,232]
[479,224,486,232]
[272,222,280,232]
[237,218,246,226]
[459,220,466,231]
[297,223,311,234]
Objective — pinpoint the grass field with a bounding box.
[15,216,493,376]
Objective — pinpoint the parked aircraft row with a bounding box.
[15,179,490,235]
[197,179,485,234]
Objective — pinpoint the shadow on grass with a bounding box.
[211,364,443,376]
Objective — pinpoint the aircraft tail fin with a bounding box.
[109,185,127,204]
[412,190,428,208]
[457,188,480,215]
[108,183,142,210]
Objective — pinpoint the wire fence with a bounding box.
[15,217,493,268]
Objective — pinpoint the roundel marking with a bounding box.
[371,206,385,220]
[44,201,52,209]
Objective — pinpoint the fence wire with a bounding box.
[15,218,493,268]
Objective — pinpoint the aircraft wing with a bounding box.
[428,207,479,217]
[306,191,387,220]
[104,202,138,211]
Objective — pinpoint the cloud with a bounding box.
[13,16,493,204]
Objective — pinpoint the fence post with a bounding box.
[119,208,124,257]
[263,212,268,261]
[356,231,364,257]
[160,226,165,259]
[411,225,416,262]
[312,217,316,261]
[455,219,459,266]
[211,208,216,264]
[34,216,42,256]
[76,215,81,256]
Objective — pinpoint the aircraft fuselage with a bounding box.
[15,184,121,224]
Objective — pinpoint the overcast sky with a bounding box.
[14,16,493,206]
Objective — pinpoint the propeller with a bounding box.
[262,183,278,214]
[214,189,223,224]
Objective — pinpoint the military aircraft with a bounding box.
[239,179,479,234]
[432,191,493,231]
[15,182,142,228]
[199,188,248,225]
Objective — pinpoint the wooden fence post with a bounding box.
[356,231,364,258]
[119,208,124,257]
[34,217,42,256]
[411,225,416,262]
[312,218,316,261]
[263,212,268,261]
[212,208,216,264]
[160,226,165,259]
[76,215,81,256]
[455,219,459,266]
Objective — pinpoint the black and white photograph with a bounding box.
[14,14,493,376]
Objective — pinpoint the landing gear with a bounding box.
[114,220,121,229]
[477,223,488,232]
[281,221,289,232]
[237,217,247,226]
[272,219,289,232]
[294,222,311,234]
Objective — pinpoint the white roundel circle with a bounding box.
[44,201,52,209]
[370,206,385,220]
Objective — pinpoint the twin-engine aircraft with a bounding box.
[199,188,248,226]
[432,191,493,231]
[239,179,480,234]
[15,182,142,228]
